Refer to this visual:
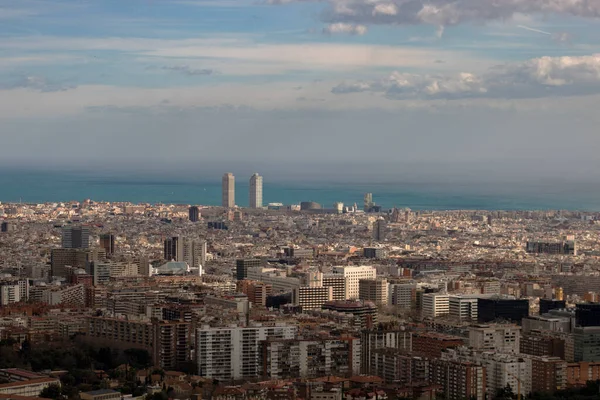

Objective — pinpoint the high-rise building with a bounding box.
[449,295,479,322]
[249,173,263,209]
[332,265,376,299]
[99,233,115,256]
[189,206,200,222]
[261,337,361,379]
[322,300,378,330]
[373,219,387,241]
[196,324,297,380]
[430,359,486,400]
[422,293,450,318]
[389,283,416,309]
[576,303,600,327]
[0,282,21,305]
[574,326,600,361]
[164,236,206,267]
[236,259,263,281]
[530,356,567,393]
[62,225,90,249]
[51,248,105,278]
[222,172,235,208]
[247,282,272,307]
[164,236,181,261]
[359,278,388,306]
[468,324,521,354]
[1,222,16,233]
[540,298,566,315]
[477,297,529,323]
[412,332,464,359]
[292,286,333,310]
[322,274,347,301]
[364,193,373,212]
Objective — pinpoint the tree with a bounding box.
[40,384,62,400]
[495,384,517,400]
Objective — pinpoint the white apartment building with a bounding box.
[422,293,450,318]
[443,347,531,397]
[0,283,20,305]
[332,266,376,299]
[449,295,479,322]
[469,324,521,354]
[197,323,297,380]
[293,286,333,310]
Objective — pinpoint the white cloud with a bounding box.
[322,22,368,35]
[332,54,600,99]
[269,0,600,29]
[372,3,397,16]
[0,36,480,72]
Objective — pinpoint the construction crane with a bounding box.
[506,370,523,400]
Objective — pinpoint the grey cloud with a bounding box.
[332,54,600,99]
[162,65,214,76]
[1,75,77,92]
[269,0,600,29]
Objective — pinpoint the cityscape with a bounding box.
[2,0,600,399]
[1,171,600,400]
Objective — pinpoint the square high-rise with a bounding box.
[222,173,235,208]
[249,173,263,209]
[62,225,90,249]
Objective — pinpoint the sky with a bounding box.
[1,0,600,183]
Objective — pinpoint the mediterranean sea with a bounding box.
[0,170,598,211]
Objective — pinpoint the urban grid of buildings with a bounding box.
[1,174,600,400]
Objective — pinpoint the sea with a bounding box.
[0,170,599,211]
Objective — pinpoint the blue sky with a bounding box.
[1,0,600,182]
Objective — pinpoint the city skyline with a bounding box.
[0,1,599,182]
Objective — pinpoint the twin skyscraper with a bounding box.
[222,173,263,208]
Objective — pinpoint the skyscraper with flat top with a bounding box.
[222,173,235,208]
[62,225,90,249]
[249,173,263,209]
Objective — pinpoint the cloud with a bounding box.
[1,75,76,92]
[162,65,215,76]
[271,0,600,29]
[332,54,600,99]
[322,23,367,35]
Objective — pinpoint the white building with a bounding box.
[197,323,297,380]
[0,283,20,305]
[222,173,235,208]
[249,173,263,209]
[332,266,376,299]
[469,324,521,354]
[246,267,301,293]
[443,347,531,397]
[422,293,450,318]
[449,295,479,322]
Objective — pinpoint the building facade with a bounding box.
[222,173,235,208]
[249,173,263,209]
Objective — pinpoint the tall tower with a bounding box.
[364,193,374,212]
[62,225,90,249]
[189,206,200,222]
[249,173,263,209]
[99,233,115,255]
[222,173,235,208]
[373,218,387,241]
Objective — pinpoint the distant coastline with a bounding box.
[0,169,598,211]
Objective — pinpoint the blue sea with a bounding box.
[0,170,599,211]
